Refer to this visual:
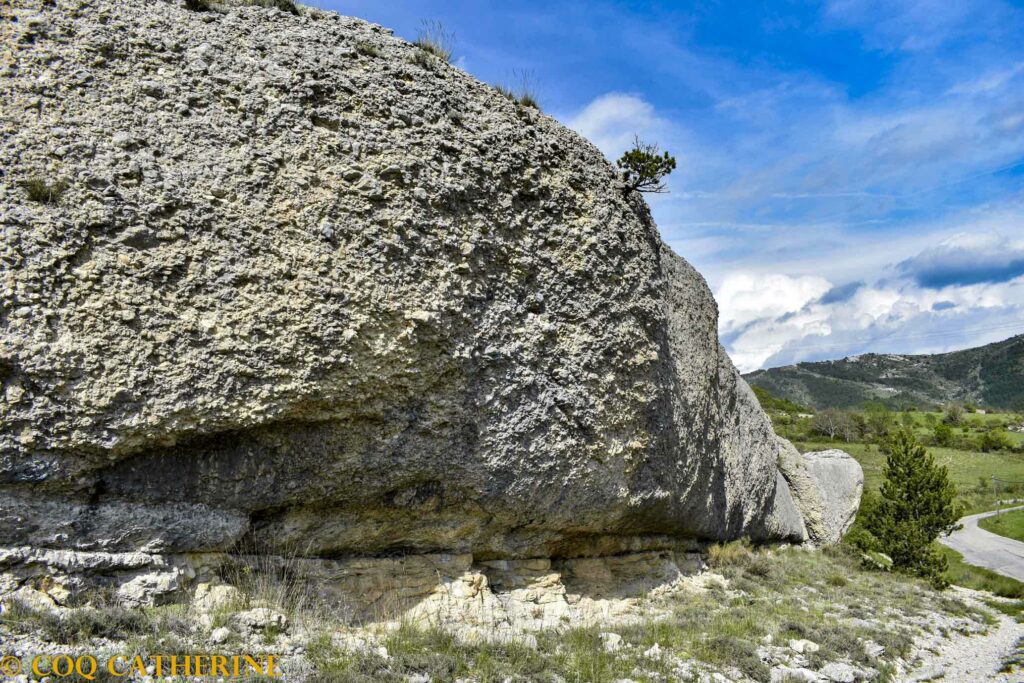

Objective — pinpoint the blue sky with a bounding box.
[321,0,1024,371]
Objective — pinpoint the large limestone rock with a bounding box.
[801,450,864,545]
[777,441,863,545]
[0,0,853,599]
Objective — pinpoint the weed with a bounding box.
[707,538,754,568]
[413,20,454,62]
[826,573,849,587]
[21,177,68,204]
[493,84,516,101]
[493,69,542,111]
[699,635,769,681]
[243,0,300,14]
[517,91,541,110]
[1001,636,1024,673]
[50,607,150,644]
[355,41,380,58]
[983,598,1024,621]
[408,49,433,68]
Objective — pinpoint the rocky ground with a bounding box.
[2,543,1021,682]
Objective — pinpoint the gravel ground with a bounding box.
[901,588,1024,682]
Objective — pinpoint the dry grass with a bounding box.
[707,538,755,568]
[413,20,454,62]
[493,70,542,111]
[20,177,68,204]
[355,41,381,58]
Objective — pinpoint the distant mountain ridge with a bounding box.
[743,334,1024,410]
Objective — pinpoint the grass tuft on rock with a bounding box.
[244,0,300,14]
[21,177,68,204]
[355,41,380,58]
[412,20,454,62]
[492,70,542,111]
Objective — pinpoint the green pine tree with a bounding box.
[865,429,962,587]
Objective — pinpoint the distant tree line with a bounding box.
[756,395,1022,454]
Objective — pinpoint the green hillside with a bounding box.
[743,334,1024,410]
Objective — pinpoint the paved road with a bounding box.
[940,506,1024,582]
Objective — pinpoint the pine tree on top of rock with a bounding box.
[616,136,676,194]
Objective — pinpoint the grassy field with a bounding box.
[770,401,1024,594]
[795,439,1024,514]
[939,544,1024,599]
[979,508,1024,543]
[896,411,1024,448]
[797,437,1024,597]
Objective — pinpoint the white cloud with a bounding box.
[895,231,1024,287]
[555,3,1024,372]
[716,233,1024,372]
[947,62,1024,96]
[565,93,670,159]
[716,273,831,331]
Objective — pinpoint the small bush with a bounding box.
[47,607,150,644]
[355,41,380,58]
[245,0,300,14]
[413,20,454,62]
[933,422,953,446]
[1,601,150,645]
[516,91,540,110]
[942,403,965,425]
[493,84,516,101]
[184,0,214,10]
[701,635,769,681]
[707,539,753,568]
[826,573,849,587]
[492,70,542,111]
[980,429,1013,452]
[409,49,433,68]
[21,177,68,204]
[616,136,676,194]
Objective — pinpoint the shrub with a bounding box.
[413,20,454,62]
[942,403,965,425]
[979,429,1012,452]
[493,84,515,101]
[21,177,68,204]
[811,408,864,441]
[51,607,150,644]
[933,422,953,446]
[184,0,214,10]
[246,0,300,14]
[409,49,433,68]
[517,91,541,110]
[616,136,676,194]
[826,573,848,587]
[707,539,753,568]
[858,430,962,587]
[355,41,380,58]
[492,70,541,111]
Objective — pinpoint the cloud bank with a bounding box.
[557,0,1024,370]
[717,232,1024,372]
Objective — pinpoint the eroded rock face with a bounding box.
[777,441,863,545]
[801,450,864,545]
[0,0,844,600]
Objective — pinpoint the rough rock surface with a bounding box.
[1,0,857,601]
[800,450,864,545]
[777,441,864,545]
